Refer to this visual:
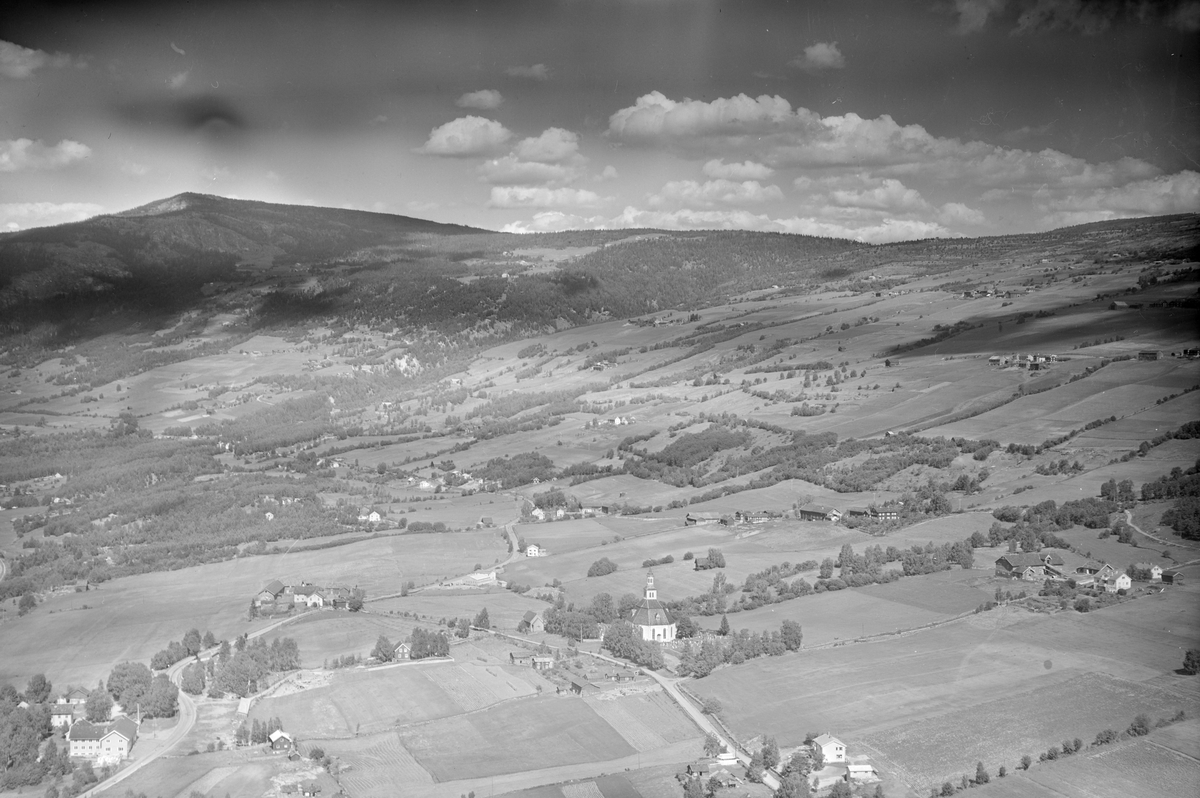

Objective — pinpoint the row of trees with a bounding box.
[677,620,803,677]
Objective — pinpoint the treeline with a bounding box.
[677,619,804,677]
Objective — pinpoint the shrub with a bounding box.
[586,557,618,577]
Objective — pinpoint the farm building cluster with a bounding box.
[677,733,879,792]
[994,552,1179,590]
[254,580,358,611]
[987,352,1059,370]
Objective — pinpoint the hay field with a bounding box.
[1018,737,1200,798]
[691,588,1199,746]
[1073,392,1200,448]
[397,694,635,781]
[93,751,279,798]
[515,518,641,555]
[284,612,424,666]
[371,590,550,631]
[0,531,504,688]
[319,732,436,796]
[251,659,537,737]
[694,569,986,645]
[860,671,1187,791]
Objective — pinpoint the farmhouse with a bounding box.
[1076,561,1117,581]
[58,687,89,705]
[797,503,842,522]
[518,611,545,634]
[735,510,775,524]
[510,652,534,666]
[629,572,676,642]
[1162,569,1183,585]
[685,511,722,526]
[1132,562,1163,581]
[394,641,411,660]
[67,716,138,762]
[1103,573,1133,593]
[1137,350,1161,361]
[847,763,879,782]
[50,704,76,729]
[813,733,846,764]
[995,552,1065,580]
[525,543,544,557]
[269,729,295,752]
[532,656,554,671]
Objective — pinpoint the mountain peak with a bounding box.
[114,193,220,218]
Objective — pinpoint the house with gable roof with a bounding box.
[256,579,285,605]
[812,733,846,764]
[67,715,138,762]
[518,611,545,634]
[995,551,1064,580]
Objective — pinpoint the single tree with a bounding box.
[181,662,206,695]
[1128,714,1150,736]
[775,773,810,798]
[998,765,1007,777]
[940,782,955,797]
[474,607,490,628]
[182,628,203,656]
[975,761,989,784]
[309,746,325,760]
[1020,755,1032,770]
[703,732,722,757]
[202,630,217,649]
[18,592,36,616]
[683,777,705,798]
[718,614,730,636]
[747,749,765,783]
[370,634,395,663]
[143,674,179,718]
[24,673,51,704]
[85,684,113,722]
[781,619,804,651]
[1183,648,1200,675]
[763,736,780,770]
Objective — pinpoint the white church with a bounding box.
[629,571,676,642]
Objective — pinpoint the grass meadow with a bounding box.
[0,532,504,689]
[396,694,635,781]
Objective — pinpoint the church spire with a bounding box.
[644,570,657,601]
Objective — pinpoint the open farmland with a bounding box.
[0,531,503,689]
[282,611,426,667]
[396,694,636,781]
[251,658,539,737]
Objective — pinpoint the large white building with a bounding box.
[629,571,676,642]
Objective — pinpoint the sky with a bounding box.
[2,0,1198,243]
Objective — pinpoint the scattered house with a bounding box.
[1137,350,1161,361]
[532,656,554,671]
[1076,561,1117,581]
[50,705,76,729]
[292,585,324,607]
[256,580,285,605]
[525,543,544,557]
[394,641,411,660]
[1103,573,1133,594]
[735,510,773,524]
[300,780,321,797]
[607,669,636,682]
[529,507,547,521]
[1162,569,1183,585]
[685,511,722,526]
[693,556,713,571]
[797,503,842,522]
[510,652,534,666]
[988,355,1002,366]
[67,716,138,762]
[269,729,294,752]
[1132,562,1163,581]
[357,509,382,524]
[58,687,89,705]
[518,611,545,634]
[568,678,587,695]
[464,571,498,586]
[995,552,1065,580]
[477,516,495,528]
[812,733,846,764]
[874,508,900,521]
[845,507,872,518]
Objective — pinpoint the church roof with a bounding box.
[630,598,673,627]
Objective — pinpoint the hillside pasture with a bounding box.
[514,517,655,556]
[396,694,635,781]
[318,732,436,796]
[1071,391,1199,448]
[93,751,280,798]
[1019,736,1199,798]
[0,532,503,690]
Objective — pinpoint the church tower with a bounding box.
[630,570,676,642]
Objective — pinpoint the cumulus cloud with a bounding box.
[416,116,513,157]
[703,159,774,180]
[828,178,930,213]
[0,139,91,171]
[505,63,551,81]
[0,40,76,79]
[488,186,605,208]
[0,201,104,231]
[789,42,845,72]
[456,89,503,110]
[1041,170,1200,225]
[651,179,784,208]
[938,202,987,226]
[478,156,579,186]
[597,165,619,181]
[513,128,580,163]
[502,205,949,243]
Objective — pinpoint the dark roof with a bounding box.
[109,716,138,742]
[798,503,839,515]
[261,579,284,595]
[997,552,1063,569]
[630,597,673,627]
[522,610,538,623]
[68,720,105,741]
